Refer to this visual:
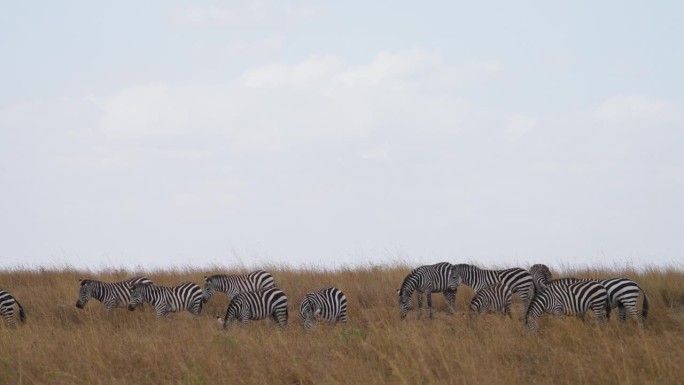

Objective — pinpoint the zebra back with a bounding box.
[222,286,288,329]
[76,276,153,310]
[129,281,203,318]
[397,262,459,319]
[203,270,275,302]
[469,283,513,317]
[525,280,608,331]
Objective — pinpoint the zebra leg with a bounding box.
[416,291,424,319]
[624,304,643,328]
[618,304,627,323]
[426,290,433,319]
[592,304,608,324]
[444,288,456,315]
[1,311,14,328]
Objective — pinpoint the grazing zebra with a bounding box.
[469,283,513,318]
[219,287,288,329]
[529,264,649,328]
[202,270,275,303]
[397,262,461,319]
[0,289,26,327]
[76,277,153,311]
[452,264,534,316]
[128,282,203,319]
[299,287,348,331]
[525,280,608,332]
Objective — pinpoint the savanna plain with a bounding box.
[1,265,683,385]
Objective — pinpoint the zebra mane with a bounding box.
[398,270,419,296]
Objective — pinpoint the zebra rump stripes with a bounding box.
[0,289,25,327]
[128,282,203,319]
[397,262,460,319]
[76,277,153,311]
[221,287,288,329]
[300,287,348,330]
[469,283,513,318]
[529,264,650,328]
[525,280,608,332]
[203,270,275,303]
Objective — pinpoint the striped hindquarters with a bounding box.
[0,289,25,327]
[300,287,348,330]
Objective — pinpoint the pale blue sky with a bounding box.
[1,1,682,270]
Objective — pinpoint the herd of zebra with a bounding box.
[0,263,649,332]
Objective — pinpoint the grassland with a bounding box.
[0,265,683,385]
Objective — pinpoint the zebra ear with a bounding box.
[79,279,85,285]
[314,308,322,316]
[396,289,401,295]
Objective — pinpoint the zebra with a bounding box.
[452,264,534,317]
[529,264,650,328]
[469,283,513,318]
[76,276,153,311]
[128,282,203,319]
[299,287,348,331]
[219,287,288,329]
[202,270,275,303]
[0,289,26,327]
[397,262,461,319]
[525,280,608,332]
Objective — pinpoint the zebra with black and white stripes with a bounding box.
[525,280,608,332]
[469,283,513,318]
[452,264,534,316]
[128,282,203,319]
[529,264,650,328]
[0,289,25,327]
[299,287,348,330]
[76,277,153,311]
[219,287,288,329]
[202,270,275,303]
[397,262,461,319]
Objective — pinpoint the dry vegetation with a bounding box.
[1,264,683,385]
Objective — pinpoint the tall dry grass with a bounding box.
[0,265,683,385]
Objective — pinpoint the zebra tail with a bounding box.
[16,300,26,323]
[642,291,650,319]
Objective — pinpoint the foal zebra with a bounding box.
[76,277,153,311]
[469,283,513,318]
[452,264,534,316]
[202,270,275,303]
[397,262,460,319]
[0,289,26,327]
[529,264,650,328]
[299,287,348,331]
[128,282,203,319]
[219,287,288,329]
[525,280,608,332]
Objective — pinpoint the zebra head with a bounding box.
[76,279,93,309]
[202,276,216,303]
[128,282,151,311]
[299,295,320,331]
[529,264,552,292]
[525,288,561,332]
[397,288,413,319]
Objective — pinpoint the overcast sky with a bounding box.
[1,1,682,270]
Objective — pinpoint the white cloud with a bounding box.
[594,93,674,125]
[504,114,537,139]
[92,50,494,152]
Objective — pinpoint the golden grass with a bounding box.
[1,265,683,385]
